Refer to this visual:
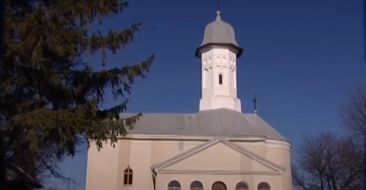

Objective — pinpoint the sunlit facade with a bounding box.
[86,11,292,190]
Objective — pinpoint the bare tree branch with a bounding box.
[293,132,363,190]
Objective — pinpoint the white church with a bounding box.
[86,11,292,190]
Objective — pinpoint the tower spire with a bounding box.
[253,95,257,113]
[216,0,221,12]
[216,0,221,20]
[196,8,243,112]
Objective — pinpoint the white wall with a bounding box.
[200,48,241,112]
[86,137,292,190]
[86,142,120,190]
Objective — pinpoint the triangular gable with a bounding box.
[152,138,285,174]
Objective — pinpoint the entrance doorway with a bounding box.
[212,181,226,190]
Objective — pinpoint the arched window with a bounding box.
[123,167,133,185]
[257,182,270,190]
[218,74,223,85]
[212,181,226,190]
[191,181,204,190]
[168,180,181,190]
[236,181,249,190]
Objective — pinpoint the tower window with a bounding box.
[123,167,133,185]
[219,74,223,85]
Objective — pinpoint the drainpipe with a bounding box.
[151,167,157,190]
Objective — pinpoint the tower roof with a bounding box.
[201,11,239,46]
[196,11,242,57]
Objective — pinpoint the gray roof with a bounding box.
[200,11,239,47]
[124,108,287,141]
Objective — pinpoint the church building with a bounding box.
[86,11,292,190]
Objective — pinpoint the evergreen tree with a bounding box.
[0,0,153,188]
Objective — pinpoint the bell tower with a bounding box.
[196,11,243,112]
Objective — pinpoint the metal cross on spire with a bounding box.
[215,0,222,21]
[253,95,258,113]
[216,0,221,12]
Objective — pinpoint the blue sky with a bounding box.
[45,0,365,189]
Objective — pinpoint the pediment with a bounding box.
[152,138,284,175]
